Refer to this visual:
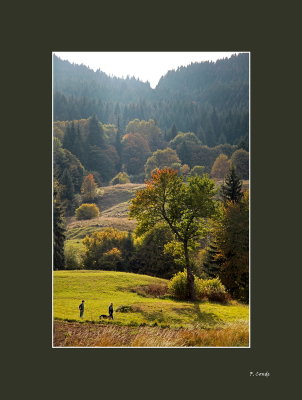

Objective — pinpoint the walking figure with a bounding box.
[109,303,113,320]
[79,300,85,318]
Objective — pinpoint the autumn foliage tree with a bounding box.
[126,119,163,151]
[81,174,98,202]
[122,133,151,175]
[144,148,181,177]
[129,168,217,300]
[211,154,230,179]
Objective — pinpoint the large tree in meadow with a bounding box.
[129,168,217,300]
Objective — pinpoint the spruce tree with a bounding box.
[87,115,104,147]
[63,123,74,152]
[60,168,75,215]
[73,123,85,162]
[170,123,177,140]
[53,184,66,270]
[115,117,123,170]
[220,165,243,203]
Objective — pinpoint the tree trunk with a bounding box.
[184,241,195,301]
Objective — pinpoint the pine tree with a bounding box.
[220,165,243,203]
[115,117,123,170]
[170,123,177,140]
[60,168,75,215]
[63,123,73,151]
[87,115,104,147]
[53,183,66,270]
[202,240,223,278]
[178,141,192,167]
[73,123,84,161]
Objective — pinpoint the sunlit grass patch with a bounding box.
[54,270,249,330]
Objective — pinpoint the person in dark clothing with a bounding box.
[108,303,113,320]
[79,300,85,318]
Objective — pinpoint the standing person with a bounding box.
[79,300,85,318]
[108,303,113,320]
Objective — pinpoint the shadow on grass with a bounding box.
[135,303,222,327]
[171,303,222,326]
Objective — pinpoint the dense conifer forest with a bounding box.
[53,53,249,148]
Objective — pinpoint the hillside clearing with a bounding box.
[65,181,249,236]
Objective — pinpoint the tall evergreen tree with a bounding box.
[220,165,243,203]
[73,123,85,162]
[60,168,76,215]
[115,117,123,170]
[87,115,104,147]
[53,183,66,270]
[170,123,178,140]
[63,123,73,152]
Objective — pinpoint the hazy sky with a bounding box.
[54,52,239,88]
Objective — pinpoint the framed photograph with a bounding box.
[52,52,250,348]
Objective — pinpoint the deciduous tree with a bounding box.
[81,173,98,202]
[129,168,217,300]
[211,154,230,179]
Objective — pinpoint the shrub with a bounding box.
[168,271,197,300]
[110,172,131,185]
[196,278,230,304]
[168,271,229,303]
[75,203,100,220]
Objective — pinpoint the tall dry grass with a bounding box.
[53,321,249,347]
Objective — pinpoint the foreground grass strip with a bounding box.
[53,320,249,347]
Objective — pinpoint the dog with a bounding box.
[99,314,113,320]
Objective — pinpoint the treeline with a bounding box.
[53,116,249,216]
[53,53,249,148]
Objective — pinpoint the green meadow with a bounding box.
[53,270,249,330]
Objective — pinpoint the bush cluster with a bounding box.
[75,203,100,220]
[168,271,230,303]
[110,172,131,185]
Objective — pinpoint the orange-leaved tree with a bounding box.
[81,173,98,202]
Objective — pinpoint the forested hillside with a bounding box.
[53,53,250,310]
[53,53,249,148]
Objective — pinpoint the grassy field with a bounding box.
[53,270,249,347]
